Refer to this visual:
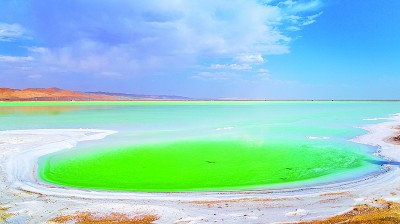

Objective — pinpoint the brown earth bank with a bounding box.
[0,88,117,101]
[0,88,191,101]
[47,212,158,224]
[0,205,14,222]
[300,200,400,224]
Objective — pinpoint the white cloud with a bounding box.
[308,11,324,20]
[287,26,301,31]
[235,54,265,63]
[0,23,26,41]
[258,68,269,73]
[27,47,49,54]
[18,0,310,77]
[280,1,324,31]
[28,74,43,79]
[211,63,252,70]
[286,15,302,23]
[302,12,323,26]
[193,71,239,81]
[255,68,271,81]
[280,0,296,7]
[0,0,324,83]
[257,73,271,81]
[286,0,322,13]
[0,55,34,62]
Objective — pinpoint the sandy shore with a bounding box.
[1,115,400,223]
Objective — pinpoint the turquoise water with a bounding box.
[1,101,398,191]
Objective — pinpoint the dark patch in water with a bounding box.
[366,159,400,166]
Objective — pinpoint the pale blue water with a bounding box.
[1,101,399,190]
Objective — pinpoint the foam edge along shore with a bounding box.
[1,115,400,223]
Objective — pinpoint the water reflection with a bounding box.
[0,106,83,115]
[0,106,119,115]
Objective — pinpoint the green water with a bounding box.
[1,101,398,192]
[39,139,373,191]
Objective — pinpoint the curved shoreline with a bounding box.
[1,115,400,223]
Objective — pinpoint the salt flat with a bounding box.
[1,115,400,223]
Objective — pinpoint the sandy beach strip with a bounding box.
[1,115,400,223]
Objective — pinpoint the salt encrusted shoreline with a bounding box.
[1,115,400,223]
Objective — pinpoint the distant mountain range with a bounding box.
[0,88,192,101]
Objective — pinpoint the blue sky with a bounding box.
[0,0,399,99]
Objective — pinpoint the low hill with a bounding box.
[0,88,191,101]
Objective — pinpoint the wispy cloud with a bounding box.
[256,72,271,81]
[284,0,323,13]
[99,71,122,77]
[193,71,240,81]
[302,12,323,26]
[0,55,34,62]
[0,23,26,41]
[211,63,252,70]
[235,54,265,63]
[28,74,43,79]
